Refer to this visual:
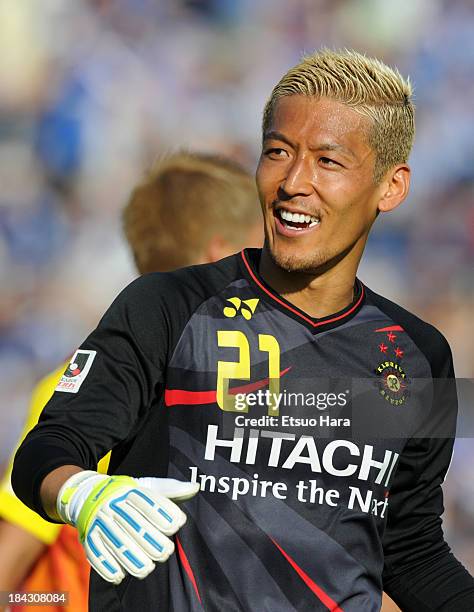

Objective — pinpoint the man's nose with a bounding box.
[281,155,314,198]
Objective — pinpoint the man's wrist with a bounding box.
[39,465,86,522]
[56,470,106,525]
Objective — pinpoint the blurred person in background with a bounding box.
[0,151,262,611]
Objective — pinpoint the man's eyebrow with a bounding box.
[262,131,294,147]
[314,143,356,159]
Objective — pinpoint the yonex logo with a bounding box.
[223,297,259,320]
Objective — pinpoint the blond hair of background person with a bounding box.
[124,152,263,272]
[0,151,262,612]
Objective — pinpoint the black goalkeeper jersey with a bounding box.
[12,249,474,611]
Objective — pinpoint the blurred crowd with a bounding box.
[1,0,473,571]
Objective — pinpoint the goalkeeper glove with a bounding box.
[57,470,199,584]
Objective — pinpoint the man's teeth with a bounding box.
[279,209,320,227]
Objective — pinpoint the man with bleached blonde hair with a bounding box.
[13,50,474,611]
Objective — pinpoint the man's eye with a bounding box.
[265,148,288,159]
[320,157,339,167]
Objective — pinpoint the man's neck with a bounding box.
[258,248,358,319]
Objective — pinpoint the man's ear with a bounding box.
[377,164,411,213]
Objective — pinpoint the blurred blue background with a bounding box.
[0,0,472,573]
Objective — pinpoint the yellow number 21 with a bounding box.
[216,330,281,415]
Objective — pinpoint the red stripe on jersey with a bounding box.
[374,325,404,332]
[241,250,364,329]
[165,389,216,406]
[176,536,202,605]
[165,368,291,406]
[271,538,343,612]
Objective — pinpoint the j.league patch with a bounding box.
[56,349,97,393]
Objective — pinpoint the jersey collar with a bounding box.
[239,248,365,333]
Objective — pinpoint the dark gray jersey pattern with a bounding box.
[12,249,474,611]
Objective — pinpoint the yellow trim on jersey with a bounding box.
[0,362,111,544]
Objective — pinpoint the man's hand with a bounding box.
[57,471,199,584]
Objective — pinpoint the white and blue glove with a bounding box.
[57,470,199,584]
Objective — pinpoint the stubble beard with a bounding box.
[268,242,334,275]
